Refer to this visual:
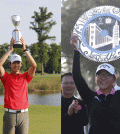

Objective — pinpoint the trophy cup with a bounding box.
[11,15,22,48]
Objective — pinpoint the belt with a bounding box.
[5,108,28,113]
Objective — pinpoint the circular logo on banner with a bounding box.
[73,5,120,62]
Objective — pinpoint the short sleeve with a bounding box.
[1,72,8,84]
[24,71,33,83]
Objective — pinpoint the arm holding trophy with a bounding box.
[71,31,94,105]
[11,15,37,76]
[0,38,15,78]
[20,37,37,77]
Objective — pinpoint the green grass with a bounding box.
[0,105,61,134]
[28,74,61,93]
[33,73,61,81]
[0,73,61,94]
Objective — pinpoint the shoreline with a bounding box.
[28,89,61,95]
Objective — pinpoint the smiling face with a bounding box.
[61,75,76,98]
[96,69,115,93]
[9,61,22,74]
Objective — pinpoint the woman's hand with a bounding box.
[70,31,79,51]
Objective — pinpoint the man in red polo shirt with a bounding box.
[0,37,37,134]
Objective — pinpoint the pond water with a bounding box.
[0,92,61,106]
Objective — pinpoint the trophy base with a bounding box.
[13,44,23,48]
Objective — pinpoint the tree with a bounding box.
[30,43,39,68]
[30,42,49,73]
[30,7,56,75]
[46,43,61,74]
[0,43,10,72]
[30,43,38,57]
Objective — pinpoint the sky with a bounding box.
[0,0,61,46]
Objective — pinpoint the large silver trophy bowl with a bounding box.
[11,15,22,48]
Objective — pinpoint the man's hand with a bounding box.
[20,37,26,50]
[10,38,15,51]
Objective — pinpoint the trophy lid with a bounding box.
[11,15,20,27]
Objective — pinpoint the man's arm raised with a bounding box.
[20,37,37,77]
[0,38,15,77]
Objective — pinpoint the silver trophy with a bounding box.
[11,15,22,48]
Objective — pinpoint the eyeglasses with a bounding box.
[97,73,113,79]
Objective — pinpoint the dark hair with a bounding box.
[61,72,73,82]
[114,67,117,75]
[9,61,21,65]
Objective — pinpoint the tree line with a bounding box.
[0,7,61,74]
[0,42,61,74]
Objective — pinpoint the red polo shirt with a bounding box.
[0,71,33,110]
